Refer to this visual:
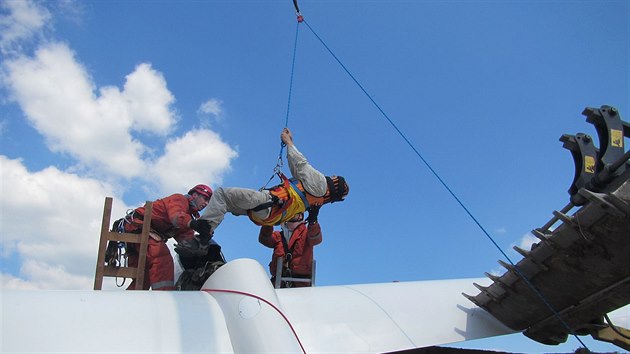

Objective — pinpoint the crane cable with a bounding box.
[286,1,590,350]
[261,6,303,190]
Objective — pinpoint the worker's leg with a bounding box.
[200,187,272,231]
[126,245,150,290]
[287,145,327,197]
[147,239,175,290]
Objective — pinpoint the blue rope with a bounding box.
[301,18,589,350]
[285,20,300,130]
[279,20,301,165]
[263,19,301,190]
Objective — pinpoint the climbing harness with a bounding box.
[279,229,295,287]
[104,212,134,287]
[250,172,310,226]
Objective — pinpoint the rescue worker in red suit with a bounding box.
[123,184,213,290]
[175,128,348,257]
[258,207,321,288]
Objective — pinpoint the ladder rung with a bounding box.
[279,277,312,283]
[273,256,316,288]
[103,266,141,279]
[104,232,145,243]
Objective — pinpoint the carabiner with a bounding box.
[292,0,304,22]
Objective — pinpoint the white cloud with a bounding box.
[55,0,84,26]
[198,98,223,117]
[2,42,237,185]
[124,63,177,135]
[18,260,93,290]
[151,129,238,194]
[0,0,51,55]
[1,273,39,290]
[2,43,151,178]
[0,156,130,289]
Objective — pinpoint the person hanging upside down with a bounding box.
[175,128,349,256]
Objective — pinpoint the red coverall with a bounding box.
[125,194,198,290]
[258,221,322,287]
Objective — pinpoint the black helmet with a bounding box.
[325,176,349,203]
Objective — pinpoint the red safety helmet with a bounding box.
[188,184,212,199]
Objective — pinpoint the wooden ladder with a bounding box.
[93,197,153,290]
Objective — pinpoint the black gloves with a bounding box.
[190,219,211,237]
[177,219,213,257]
[307,204,320,223]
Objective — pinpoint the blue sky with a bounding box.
[0,0,628,352]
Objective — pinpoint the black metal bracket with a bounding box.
[560,133,598,197]
[563,106,629,204]
[583,105,628,173]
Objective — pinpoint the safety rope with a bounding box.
[297,14,590,351]
[262,8,303,190]
[112,217,129,287]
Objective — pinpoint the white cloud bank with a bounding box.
[1,156,123,290]
[0,0,238,289]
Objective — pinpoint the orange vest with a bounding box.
[248,174,326,226]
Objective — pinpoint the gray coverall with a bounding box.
[200,144,326,232]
